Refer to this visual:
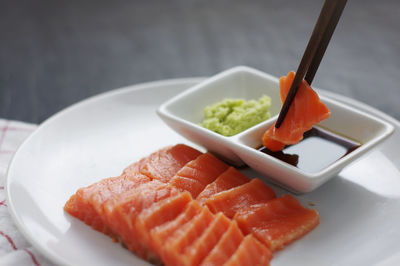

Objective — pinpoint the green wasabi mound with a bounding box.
[200,95,272,136]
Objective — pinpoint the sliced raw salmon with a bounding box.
[103,180,180,258]
[122,154,153,178]
[262,71,331,151]
[88,172,150,228]
[200,220,244,266]
[196,167,250,205]
[135,192,192,261]
[161,206,214,266]
[64,172,150,235]
[177,213,232,266]
[204,178,276,218]
[141,144,203,182]
[149,200,202,258]
[234,194,320,251]
[224,235,272,266]
[65,144,321,265]
[170,153,229,198]
[65,144,199,237]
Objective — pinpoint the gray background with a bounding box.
[1,0,399,123]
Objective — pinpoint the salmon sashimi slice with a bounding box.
[122,146,173,179]
[204,178,276,218]
[88,173,150,226]
[103,180,180,258]
[122,154,153,178]
[170,153,229,198]
[140,144,203,183]
[64,172,150,235]
[161,207,214,266]
[223,235,272,266]
[64,144,187,235]
[262,71,331,151]
[234,194,320,251]
[149,200,202,258]
[196,167,250,205]
[200,220,244,266]
[180,213,232,266]
[135,192,193,261]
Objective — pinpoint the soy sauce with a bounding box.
[258,127,361,173]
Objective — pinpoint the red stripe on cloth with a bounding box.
[0,199,7,207]
[0,123,10,152]
[23,248,40,266]
[0,186,4,190]
[0,230,17,250]
[0,231,41,265]
[0,123,34,154]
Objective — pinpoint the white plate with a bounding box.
[6,78,400,266]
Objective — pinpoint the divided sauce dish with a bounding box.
[157,66,394,193]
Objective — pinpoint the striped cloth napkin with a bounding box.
[0,119,53,266]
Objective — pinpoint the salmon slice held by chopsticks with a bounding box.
[263,71,331,151]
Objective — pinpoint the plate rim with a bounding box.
[5,77,400,266]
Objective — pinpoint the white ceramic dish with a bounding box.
[157,67,394,193]
[6,78,400,266]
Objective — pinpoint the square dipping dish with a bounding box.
[157,66,394,193]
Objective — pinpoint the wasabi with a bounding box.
[200,95,272,136]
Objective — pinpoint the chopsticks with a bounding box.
[275,0,347,128]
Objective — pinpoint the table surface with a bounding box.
[1,0,399,124]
